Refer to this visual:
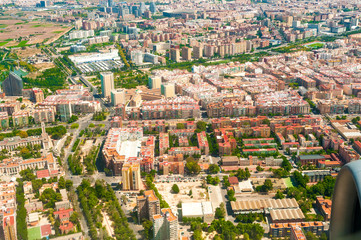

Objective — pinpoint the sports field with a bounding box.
[28,226,41,240]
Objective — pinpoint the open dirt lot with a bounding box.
[155,181,208,212]
[14,47,42,58]
[0,18,71,46]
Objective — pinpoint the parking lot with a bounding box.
[77,60,123,73]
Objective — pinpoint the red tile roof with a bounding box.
[228,176,239,185]
[41,224,51,237]
[36,169,50,179]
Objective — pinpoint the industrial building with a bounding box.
[231,198,299,214]
[181,202,214,224]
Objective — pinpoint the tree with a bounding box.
[208,164,220,174]
[256,179,273,193]
[281,158,292,172]
[227,189,236,201]
[305,231,318,240]
[319,232,328,240]
[171,184,180,194]
[65,180,73,191]
[16,180,28,240]
[223,176,231,188]
[262,119,270,125]
[196,121,207,131]
[272,168,289,178]
[18,131,28,138]
[293,171,309,188]
[142,220,153,240]
[58,176,66,189]
[185,157,201,174]
[176,123,185,129]
[19,169,36,181]
[68,115,79,123]
[70,212,79,225]
[263,179,273,191]
[39,188,62,208]
[352,116,360,124]
[215,203,226,219]
[275,190,285,199]
[244,233,250,240]
[256,166,264,172]
[206,175,220,185]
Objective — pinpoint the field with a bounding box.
[284,177,295,188]
[0,41,9,46]
[155,180,207,213]
[15,47,42,58]
[305,42,325,49]
[28,226,41,240]
[0,18,72,46]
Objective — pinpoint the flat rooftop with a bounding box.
[118,140,141,159]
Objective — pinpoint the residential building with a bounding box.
[270,222,324,238]
[193,45,203,59]
[2,72,23,96]
[137,190,161,223]
[290,225,307,240]
[122,162,141,190]
[149,76,162,89]
[182,47,192,61]
[197,131,209,155]
[0,153,57,175]
[111,89,125,106]
[142,97,200,120]
[161,83,175,98]
[153,208,178,240]
[170,48,180,62]
[316,196,331,221]
[0,112,9,129]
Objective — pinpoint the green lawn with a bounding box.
[0,24,8,28]
[53,30,63,34]
[0,41,9,46]
[306,43,324,49]
[17,40,29,47]
[284,177,294,188]
[28,226,41,240]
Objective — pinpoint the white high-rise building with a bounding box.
[149,76,161,89]
[131,50,144,65]
[111,89,125,106]
[100,72,115,99]
[161,83,175,98]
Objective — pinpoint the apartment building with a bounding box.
[153,209,178,240]
[122,162,141,190]
[137,190,161,223]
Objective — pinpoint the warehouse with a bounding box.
[269,208,305,223]
[231,198,299,214]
